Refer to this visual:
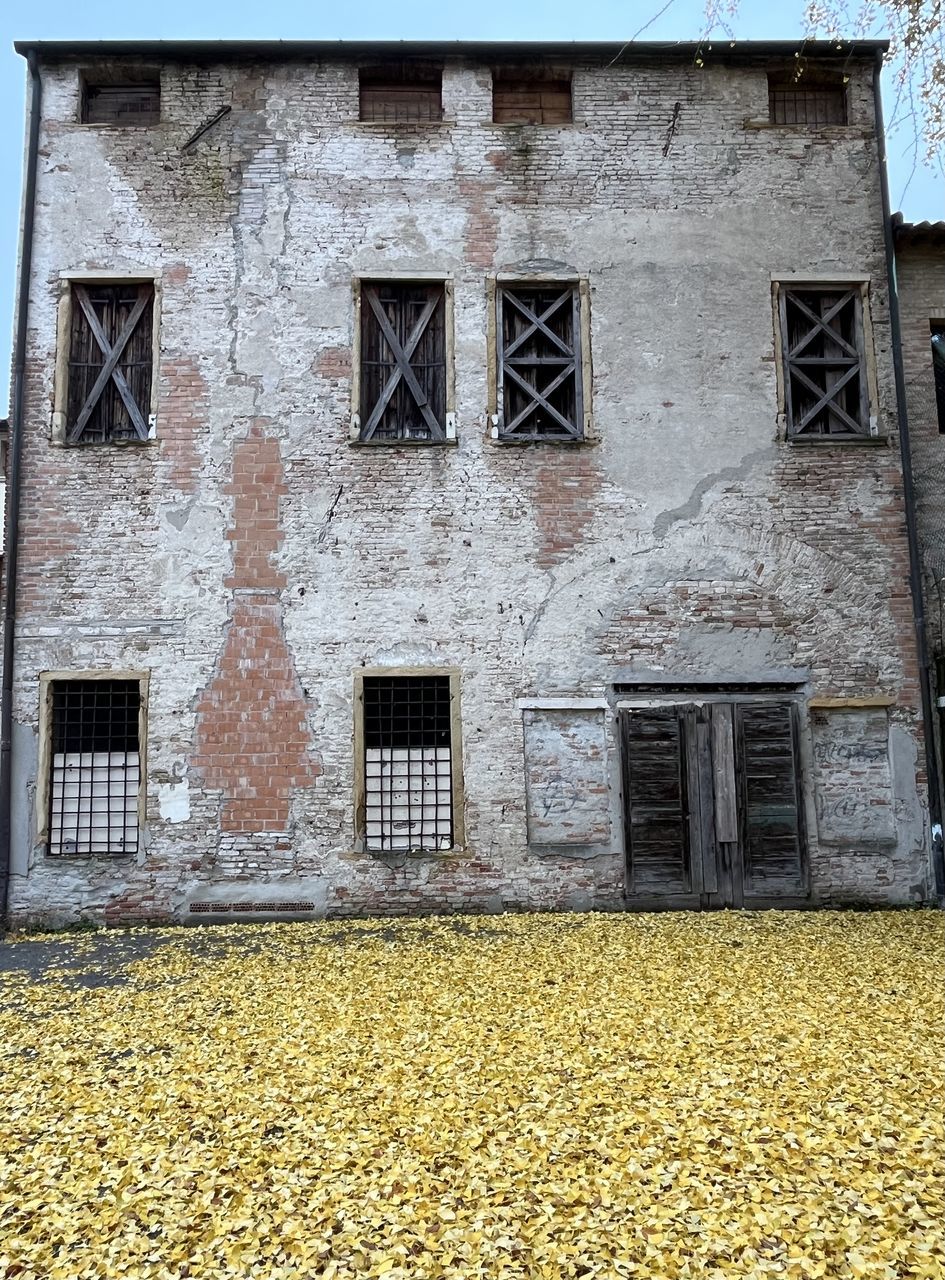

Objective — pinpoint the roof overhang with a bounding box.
[12,38,890,64]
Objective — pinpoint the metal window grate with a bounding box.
[49,680,140,857]
[769,83,846,126]
[82,83,161,126]
[363,676,453,852]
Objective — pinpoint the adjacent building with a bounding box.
[1,39,938,925]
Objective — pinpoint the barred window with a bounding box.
[778,286,870,438]
[359,66,442,122]
[768,76,846,126]
[359,282,447,442]
[48,680,141,857]
[496,284,584,440]
[65,282,154,444]
[360,675,457,853]
[493,71,572,124]
[82,80,161,126]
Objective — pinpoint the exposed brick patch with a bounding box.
[529,449,604,569]
[194,426,320,833]
[224,428,288,591]
[158,354,209,495]
[313,346,352,379]
[459,179,499,270]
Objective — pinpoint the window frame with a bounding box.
[488,274,593,443]
[53,272,162,446]
[930,321,945,435]
[352,667,465,853]
[771,277,880,443]
[766,71,848,128]
[35,670,149,857]
[357,65,443,124]
[350,275,456,445]
[491,68,573,126]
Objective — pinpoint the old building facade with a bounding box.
[894,216,945,831]
[1,39,937,926]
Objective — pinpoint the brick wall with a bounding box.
[5,48,933,925]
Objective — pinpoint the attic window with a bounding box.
[81,79,161,126]
[493,71,572,124]
[359,66,442,122]
[768,75,846,126]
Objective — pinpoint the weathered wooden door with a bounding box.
[620,701,808,910]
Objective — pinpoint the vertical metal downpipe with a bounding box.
[0,53,43,923]
[873,51,945,898]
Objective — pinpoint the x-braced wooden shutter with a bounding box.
[779,287,869,437]
[359,283,446,441]
[67,283,154,444]
[497,285,583,439]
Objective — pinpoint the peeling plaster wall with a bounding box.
[7,52,933,925]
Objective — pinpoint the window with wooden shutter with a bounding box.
[496,284,584,440]
[81,80,161,126]
[358,282,448,442]
[768,76,846,126]
[359,66,442,122]
[65,282,155,444]
[778,286,870,438]
[493,72,572,124]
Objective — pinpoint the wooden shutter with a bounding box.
[497,285,583,440]
[359,69,442,123]
[493,76,572,125]
[359,283,447,442]
[735,702,806,897]
[82,82,161,126]
[67,283,154,444]
[779,288,869,437]
[622,707,699,899]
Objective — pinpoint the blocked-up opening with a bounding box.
[768,76,846,126]
[82,79,161,126]
[49,680,140,856]
[363,676,453,852]
[359,66,442,122]
[493,71,572,124]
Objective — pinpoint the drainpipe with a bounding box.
[873,51,945,898]
[0,53,43,923]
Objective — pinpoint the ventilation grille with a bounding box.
[189,901,316,914]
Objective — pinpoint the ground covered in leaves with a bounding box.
[0,911,942,1279]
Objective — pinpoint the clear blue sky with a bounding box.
[2,0,943,414]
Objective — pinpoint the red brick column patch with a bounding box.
[193,426,320,833]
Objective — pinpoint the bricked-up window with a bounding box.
[49,681,141,857]
[931,324,945,434]
[362,676,454,852]
[359,282,447,441]
[66,282,154,444]
[778,286,870,438]
[493,71,572,124]
[768,75,847,126]
[359,66,442,122]
[81,80,161,126]
[497,284,584,439]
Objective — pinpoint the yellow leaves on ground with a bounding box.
[0,910,942,1279]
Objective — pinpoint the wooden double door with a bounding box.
[621,699,808,909]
